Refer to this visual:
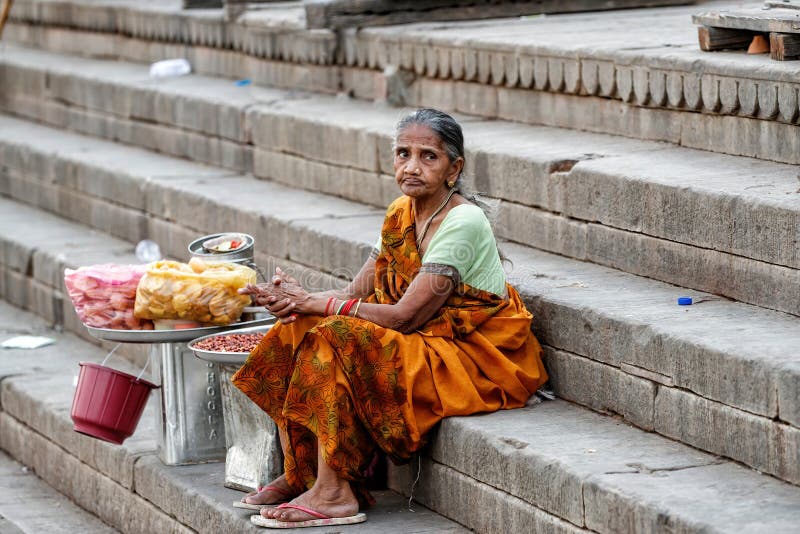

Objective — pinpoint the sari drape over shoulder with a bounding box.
[231,196,547,494]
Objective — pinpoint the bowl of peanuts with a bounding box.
[188,324,274,365]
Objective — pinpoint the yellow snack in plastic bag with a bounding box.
[134,260,255,325]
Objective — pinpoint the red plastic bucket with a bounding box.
[71,362,158,445]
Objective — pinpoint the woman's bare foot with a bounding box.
[261,478,358,522]
[241,474,295,506]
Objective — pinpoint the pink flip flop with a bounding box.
[250,503,367,529]
[233,485,293,511]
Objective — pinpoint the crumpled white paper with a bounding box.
[1,336,56,349]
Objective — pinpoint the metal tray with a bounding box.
[188,324,275,365]
[85,317,275,344]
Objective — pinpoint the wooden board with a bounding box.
[183,0,223,7]
[304,0,695,30]
[770,31,800,59]
[693,7,800,34]
[697,25,754,51]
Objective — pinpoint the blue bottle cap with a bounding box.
[677,297,693,306]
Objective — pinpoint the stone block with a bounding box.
[543,346,656,430]
[252,149,385,208]
[26,279,64,327]
[454,81,498,118]
[680,112,800,165]
[654,387,775,478]
[1,269,31,311]
[496,202,588,261]
[583,462,800,534]
[505,241,800,423]
[249,111,366,172]
[407,77,458,113]
[341,66,384,101]
[145,218,199,262]
[496,87,682,145]
[133,455,262,534]
[564,151,800,269]
[0,414,189,534]
[585,223,800,316]
[286,214,384,277]
[773,424,800,485]
[389,461,585,534]
[3,174,149,245]
[777,361,800,428]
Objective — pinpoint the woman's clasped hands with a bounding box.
[238,267,309,324]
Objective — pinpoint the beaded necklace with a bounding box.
[415,187,456,252]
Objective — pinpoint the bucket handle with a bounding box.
[100,343,151,381]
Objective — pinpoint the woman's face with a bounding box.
[393,124,463,200]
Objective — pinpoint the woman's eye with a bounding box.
[424,152,437,160]
[396,150,408,158]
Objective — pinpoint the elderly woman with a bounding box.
[232,108,547,528]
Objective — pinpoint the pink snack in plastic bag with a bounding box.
[64,264,154,330]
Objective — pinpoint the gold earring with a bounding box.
[447,181,455,188]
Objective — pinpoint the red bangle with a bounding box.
[325,297,336,316]
[341,299,357,316]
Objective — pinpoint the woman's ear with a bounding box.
[449,157,464,181]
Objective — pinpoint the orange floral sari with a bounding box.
[231,196,547,497]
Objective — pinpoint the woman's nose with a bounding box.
[405,158,421,174]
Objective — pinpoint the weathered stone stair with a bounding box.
[1,1,799,532]
[2,198,799,532]
[1,45,798,318]
[0,449,117,533]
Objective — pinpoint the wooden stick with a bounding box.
[770,32,800,61]
[0,0,14,40]
[697,25,753,52]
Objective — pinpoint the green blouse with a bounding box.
[374,204,506,296]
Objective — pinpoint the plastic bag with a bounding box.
[64,264,154,330]
[134,258,255,325]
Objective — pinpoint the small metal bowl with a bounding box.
[188,323,274,365]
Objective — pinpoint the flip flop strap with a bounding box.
[255,485,292,498]
[276,503,331,520]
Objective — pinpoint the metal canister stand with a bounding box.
[151,342,227,465]
[219,364,283,491]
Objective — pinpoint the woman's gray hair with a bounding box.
[394,108,508,264]
[395,108,466,180]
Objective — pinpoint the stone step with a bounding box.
[0,450,118,534]
[0,300,466,534]
[0,128,797,488]
[4,0,799,165]
[1,46,798,317]
[1,297,799,534]
[388,403,800,534]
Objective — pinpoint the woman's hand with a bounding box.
[239,267,310,324]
